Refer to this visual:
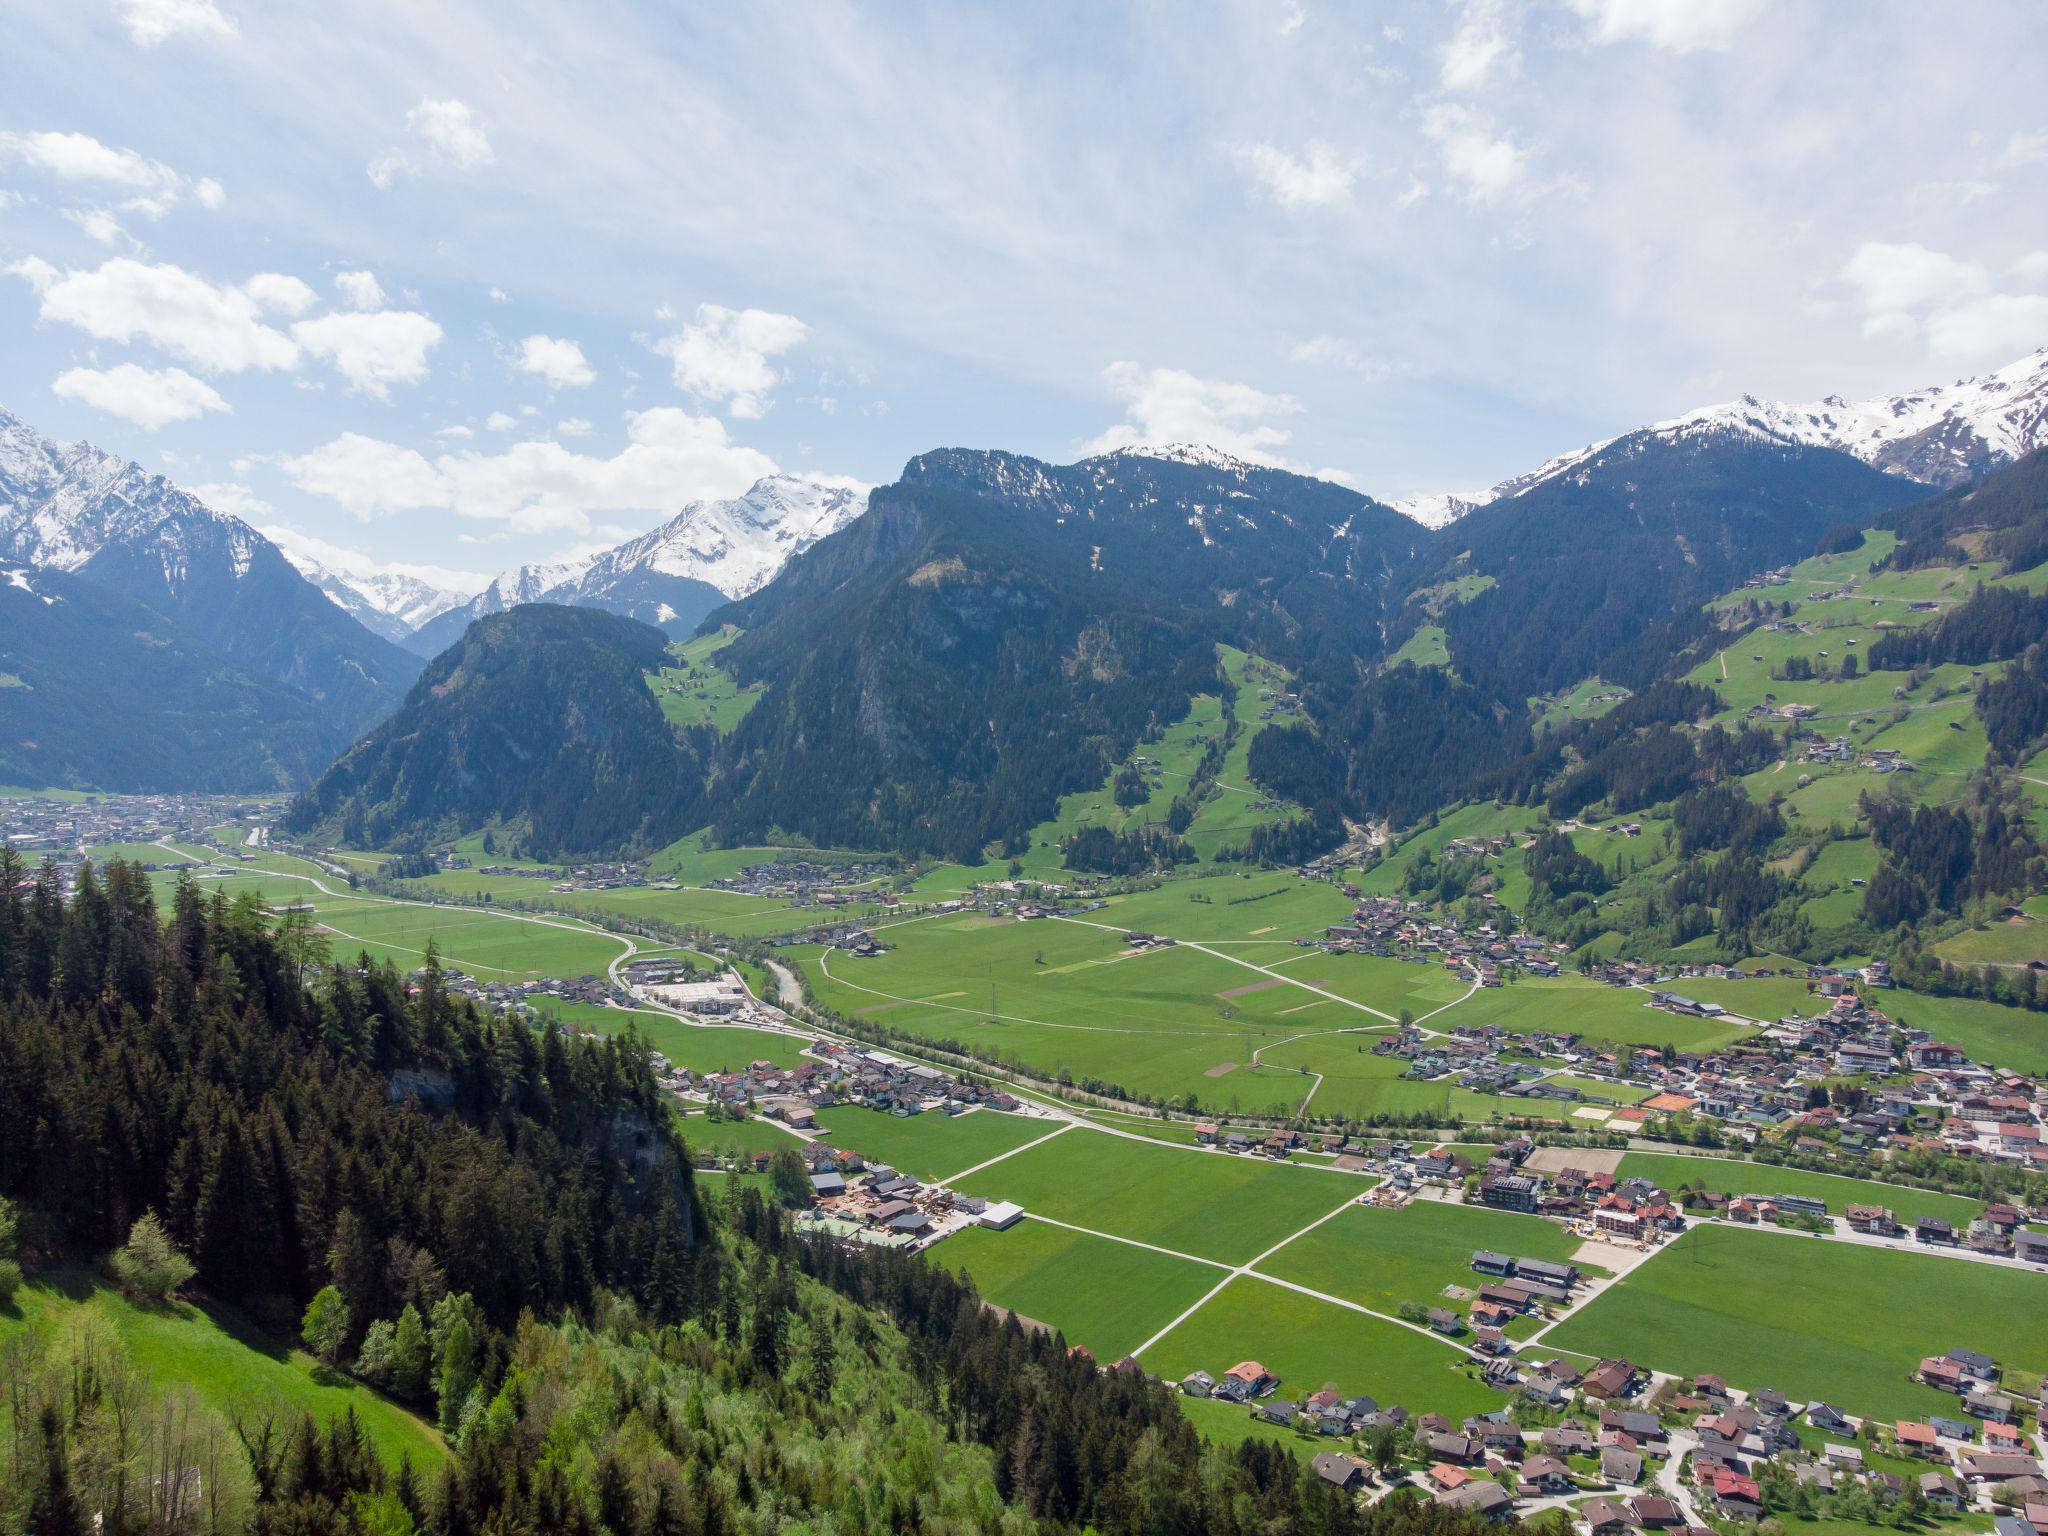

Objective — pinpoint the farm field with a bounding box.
[552,1006,812,1073]
[1613,1153,1985,1228]
[1434,977,1760,1053]
[812,1106,1057,1182]
[676,1113,807,1161]
[1252,1034,1567,1123]
[937,1220,1219,1361]
[1089,870,1354,944]
[399,871,899,941]
[1934,907,2047,968]
[954,1128,1359,1266]
[1140,1277,1505,1419]
[790,912,1433,1111]
[1544,1224,2048,1420]
[1251,1200,1594,1323]
[1662,975,1823,1021]
[0,1276,442,1471]
[302,898,626,980]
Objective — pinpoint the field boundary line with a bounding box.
[941,1123,1072,1185]
[1052,915,1400,1024]
[1021,1213,1233,1271]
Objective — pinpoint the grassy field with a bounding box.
[1934,905,2048,969]
[305,898,626,980]
[1545,1224,2048,1420]
[937,1220,1219,1360]
[1387,624,1451,671]
[955,1129,1360,1266]
[400,871,899,941]
[550,1005,813,1073]
[1438,977,1761,1052]
[645,626,765,734]
[1614,1153,1985,1228]
[1253,1200,1594,1322]
[1874,991,2048,1075]
[1662,975,1825,1022]
[811,1106,1056,1182]
[1,1275,442,1470]
[1140,1277,1505,1418]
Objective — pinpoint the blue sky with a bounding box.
[3,0,2046,589]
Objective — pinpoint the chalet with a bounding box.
[1895,1422,1941,1457]
[1949,1347,2002,1382]
[1435,1482,1512,1520]
[1920,1356,1967,1392]
[1425,1431,1479,1464]
[1581,1497,1635,1536]
[1219,1361,1274,1401]
[1808,1403,1853,1435]
[1602,1448,1645,1485]
[1471,1249,1516,1276]
[1630,1496,1682,1529]
[1180,1371,1215,1398]
[1517,1456,1574,1496]
[1961,1452,2044,1484]
[1581,1359,1638,1399]
[1541,1427,1596,1457]
[1920,1473,1965,1511]
[1916,1216,1955,1245]
[1312,1452,1369,1492]
[1701,1467,1762,1519]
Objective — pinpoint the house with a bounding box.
[1472,1249,1516,1276]
[1426,1432,1479,1464]
[1920,1473,1965,1512]
[1254,1399,1297,1426]
[1541,1427,1596,1457]
[1962,1453,2044,1484]
[1920,1356,1967,1393]
[1180,1371,1215,1398]
[1950,1347,2002,1382]
[1895,1422,1941,1456]
[1581,1497,1636,1536]
[1630,1496,1681,1529]
[1582,1359,1638,1399]
[1808,1402,1854,1435]
[1701,1467,1762,1519]
[1428,1306,1464,1335]
[1602,1448,1645,1485]
[1435,1482,1513,1520]
[1968,1391,2016,1424]
[1312,1452,1370,1492]
[1518,1456,1574,1496]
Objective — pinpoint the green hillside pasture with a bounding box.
[1871,991,2048,1076]
[1141,1277,1505,1419]
[1801,837,1879,889]
[1,1277,441,1471]
[1529,677,1630,735]
[646,627,765,734]
[1614,1153,1984,1228]
[955,1127,1360,1266]
[1387,625,1451,671]
[793,916,1426,1109]
[676,1113,808,1161]
[1546,1224,2048,1420]
[937,1220,1219,1360]
[1706,535,1901,612]
[812,1106,1056,1183]
[1181,646,1310,859]
[1353,802,1546,897]
[1935,907,2048,969]
[1254,1200,1594,1322]
[1438,977,1760,1052]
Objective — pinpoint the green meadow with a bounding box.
[1140,1277,1505,1419]
[1,1276,443,1471]
[1252,1199,1595,1322]
[811,1106,1056,1182]
[1545,1224,2048,1420]
[955,1128,1360,1266]
[937,1220,1219,1361]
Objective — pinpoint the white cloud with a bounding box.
[290,309,443,396]
[653,304,808,417]
[1563,0,1764,53]
[1081,361,1304,464]
[63,209,129,246]
[244,271,318,316]
[51,362,229,429]
[0,129,221,220]
[282,433,447,518]
[1923,293,2048,362]
[436,423,474,439]
[485,410,517,432]
[486,285,509,304]
[1277,0,1305,36]
[1441,0,1518,92]
[517,333,595,388]
[1838,241,1986,322]
[334,269,385,310]
[285,406,779,533]
[191,482,272,518]
[1233,140,1360,211]
[2008,130,2048,169]
[1422,105,1533,204]
[1397,175,1431,209]
[368,98,495,188]
[114,0,236,47]
[1289,336,1393,378]
[1836,240,2047,367]
[13,257,299,372]
[555,417,593,437]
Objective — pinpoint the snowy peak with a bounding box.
[1394,344,2048,528]
[263,526,485,644]
[589,473,868,600]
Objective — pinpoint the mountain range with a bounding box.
[1394,344,2048,528]
[400,475,868,656]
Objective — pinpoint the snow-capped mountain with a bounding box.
[263,525,485,644]
[0,406,421,728]
[1394,345,2048,528]
[404,474,867,657]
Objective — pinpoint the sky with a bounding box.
[3,0,2046,593]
